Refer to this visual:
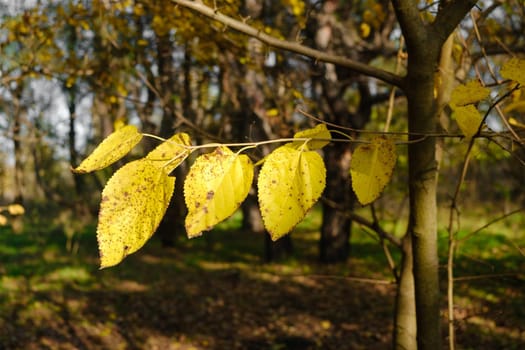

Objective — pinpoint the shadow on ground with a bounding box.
[0,222,523,349]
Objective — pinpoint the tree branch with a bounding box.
[391,0,427,52]
[322,197,402,248]
[171,0,404,88]
[433,0,479,41]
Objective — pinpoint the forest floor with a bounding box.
[0,208,524,349]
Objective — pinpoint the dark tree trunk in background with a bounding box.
[264,233,293,262]
[67,85,85,196]
[319,80,372,263]
[12,85,24,204]
[231,1,295,260]
[310,0,377,263]
[242,192,264,233]
[320,142,352,262]
[63,21,84,197]
[155,33,186,247]
[237,110,294,261]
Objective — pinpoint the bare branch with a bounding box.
[322,197,402,248]
[458,207,525,244]
[171,0,404,88]
[454,273,520,282]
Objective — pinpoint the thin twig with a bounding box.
[453,273,520,282]
[300,274,395,285]
[384,37,405,133]
[322,197,401,248]
[458,207,525,244]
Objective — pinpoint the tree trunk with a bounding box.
[242,191,264,233]
[154,33,186,246]
[405,47,441,350]
[394,233,417,350]
[320,142,352,262]
[392,2,478,348]
[67,85,85,196]
[12,85,24,204]
[319,80,371,262]
[264,234,293,262]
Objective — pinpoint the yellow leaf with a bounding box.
[0,214,7,226]
[65,76,76,88]
[134,4,145,16]
[97,159,175,268]
[509,117,525,129]
[350,137,396,205]
[363,10,374,24]
[146,133,192,173]
[113,117,126,130]
[116,83,128,97]
[321,320,332,330]
[266,108,279,117]
[292,124,331,150]
[500,58,525,85]
[7,204,25,216]
[73,125,142,173]
[258,145,326,240]
[360,22,371,38]
[453,105,483,139]
[503,101,525,114]
[184,147,254,238]
[79,20,90,31]
[450,80,490,108]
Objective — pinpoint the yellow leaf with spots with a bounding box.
[449,80,490,108]
[73,125,142,173]
[453,105,483,139]
[184,147,254,238]
[146,133,192,173]
[292,124,331,150]
[258,145,326,240]
[97,159,175,268]
[350,137,396,205]
[500,58,525,85]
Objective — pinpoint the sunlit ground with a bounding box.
[0,206,523,349]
